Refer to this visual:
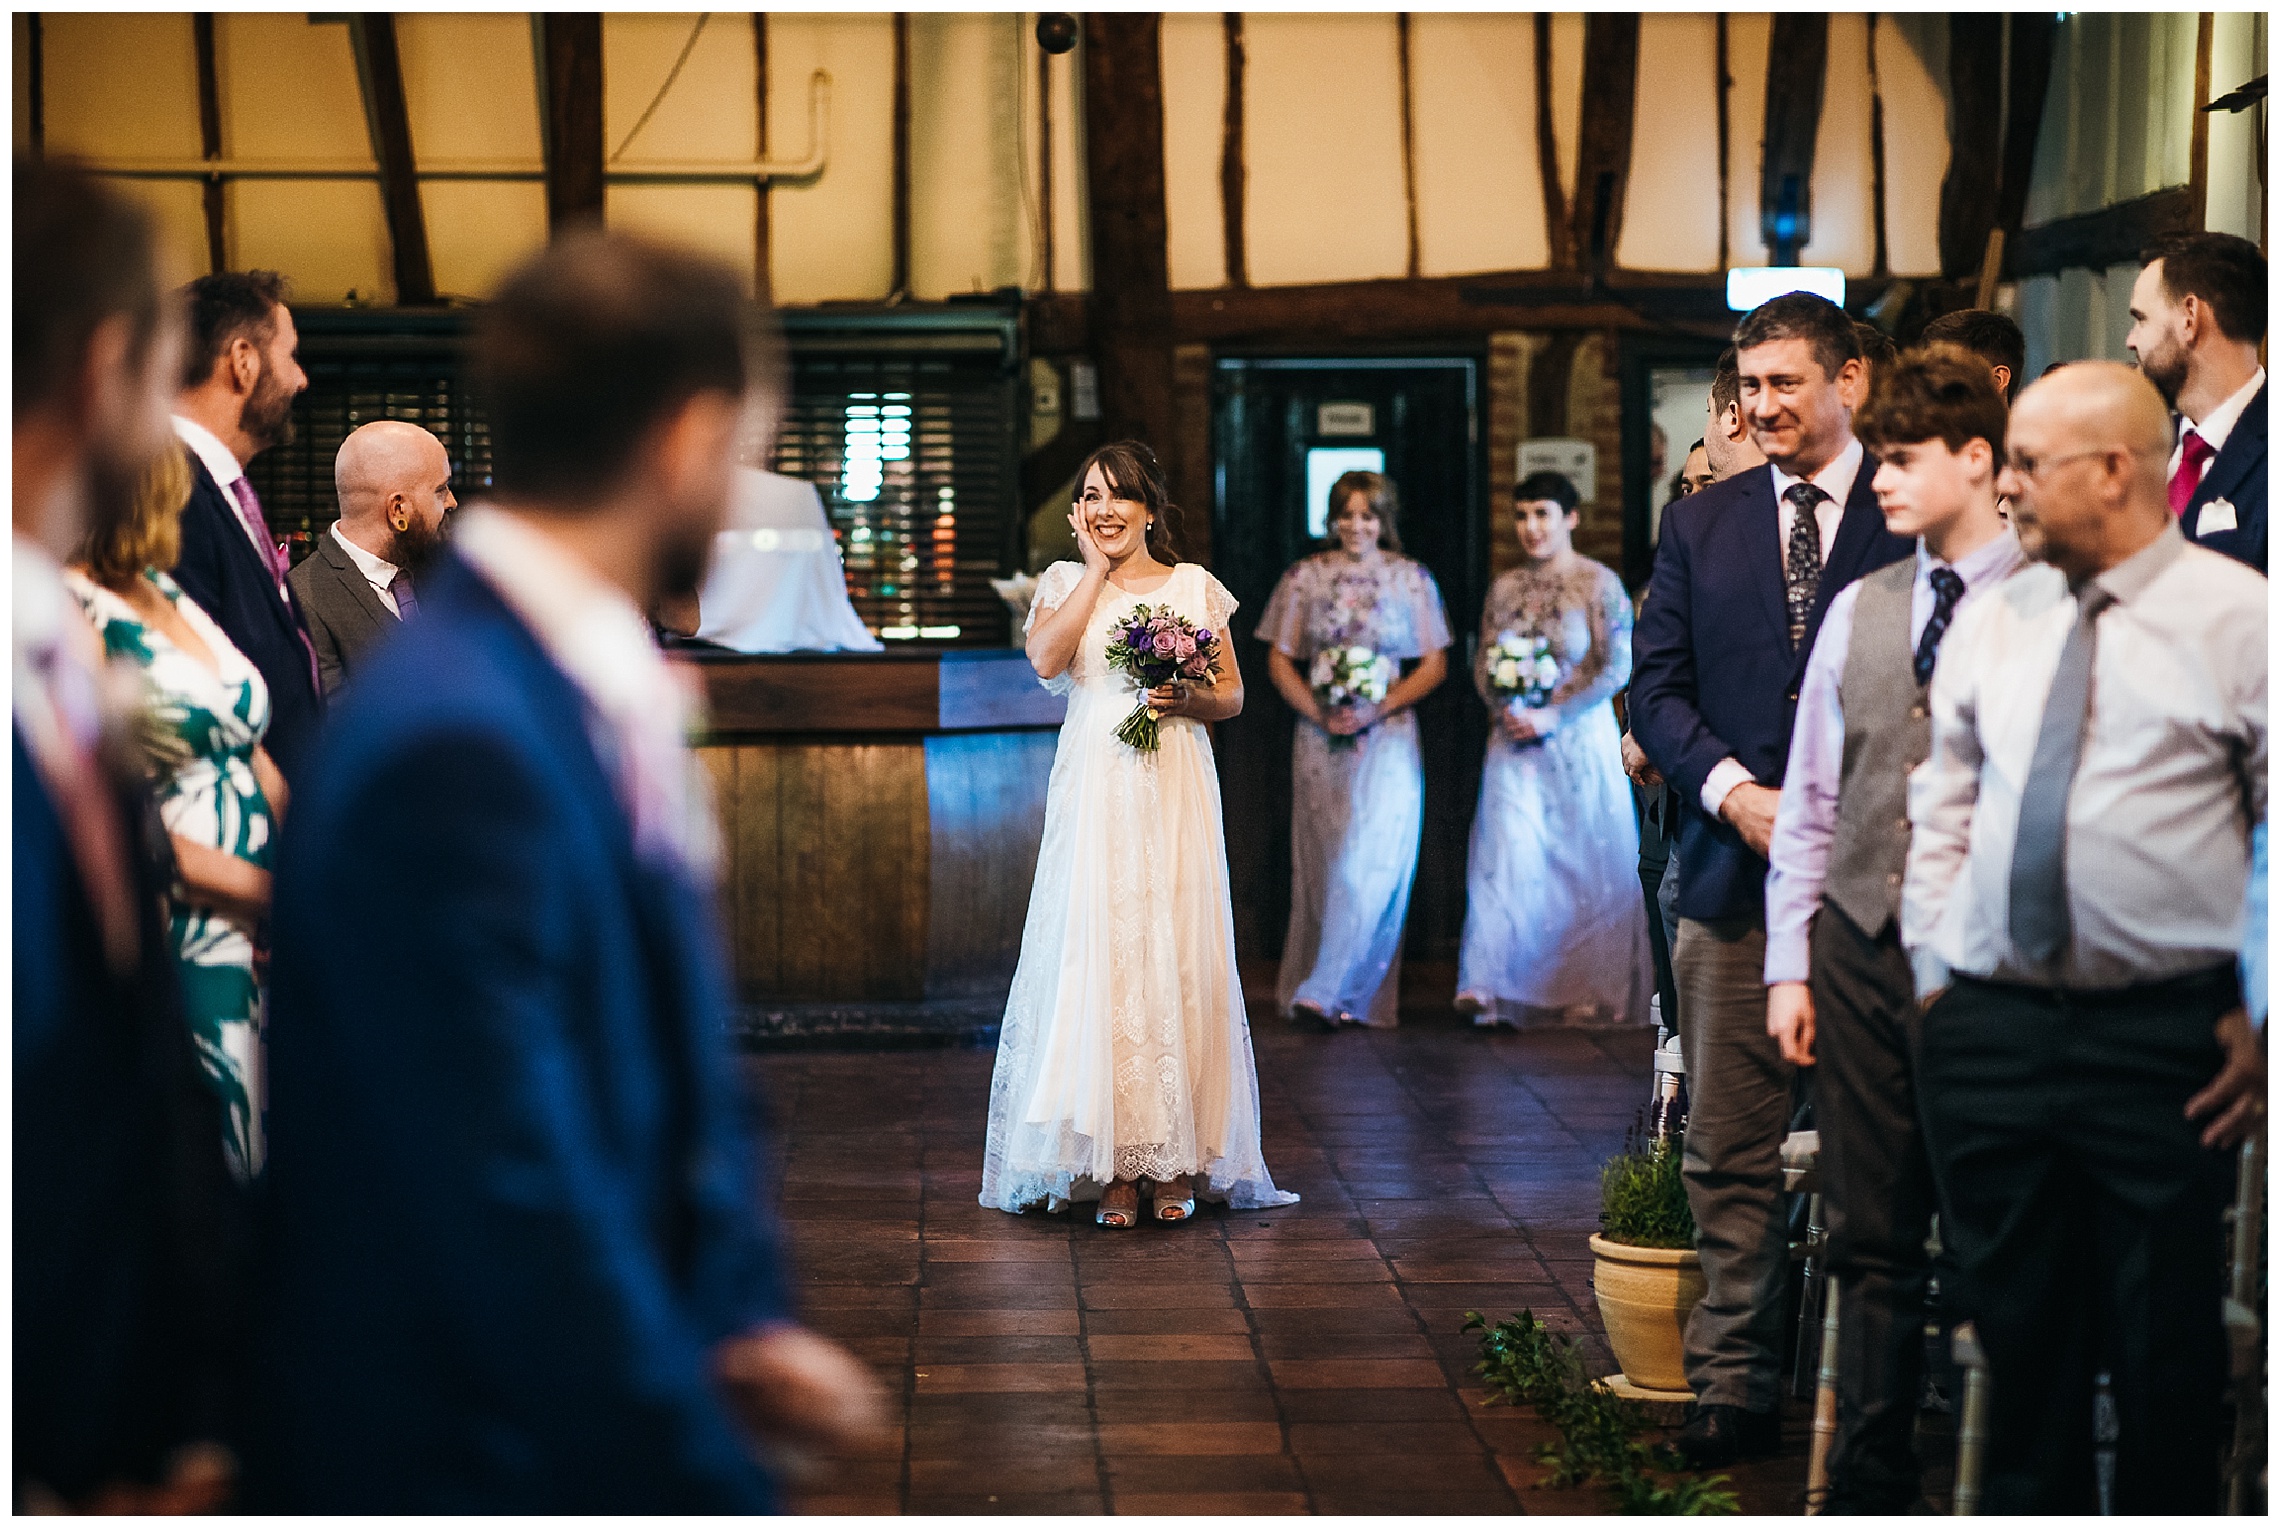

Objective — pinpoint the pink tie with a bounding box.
[2170,429,2215,518]
[230,476,322,696]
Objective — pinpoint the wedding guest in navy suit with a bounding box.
[255,230,884,1512]
[170,271,324,785]
[13,157,241,1514]
[2127,230,2267,574]
[1631,291,1912,1468]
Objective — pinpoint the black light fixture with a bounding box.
[1035,13,1078,55]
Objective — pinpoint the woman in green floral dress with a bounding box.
[67,446,284,1180]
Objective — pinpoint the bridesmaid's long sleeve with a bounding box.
[1549,571,1632,724]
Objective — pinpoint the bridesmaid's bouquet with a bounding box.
[1488,630,1561,716]
[1105,604,1221,752]
[1309,644,1396,751]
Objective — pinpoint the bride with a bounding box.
[980,441,1297,1227]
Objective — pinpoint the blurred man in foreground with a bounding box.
[257,231,883,1511]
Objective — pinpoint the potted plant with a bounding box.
[1589,1125,1704,1394]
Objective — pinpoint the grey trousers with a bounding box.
[1674,913,1798,1411]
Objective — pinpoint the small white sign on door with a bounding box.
[1518,438,1597,504]
[1317,401,1376,438]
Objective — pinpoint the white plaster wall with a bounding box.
[1240,12,1409,287]
[1410,13,1553,277]
[1160,12,1228,291]
[1616,13,1722,272]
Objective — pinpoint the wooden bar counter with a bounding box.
[678,649,1065,1042]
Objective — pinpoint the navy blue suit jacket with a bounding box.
[256,554,790,1512]
[2181,380,2267,575]
[14,733,243,1498]
[1630,457,1913,923]
[170,453,324,787]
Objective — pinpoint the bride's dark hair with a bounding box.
[1074,439,1182,562]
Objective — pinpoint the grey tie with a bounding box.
[2007,584,2117,965]
[1783,482,1826,648]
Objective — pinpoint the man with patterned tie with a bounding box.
[1762,345,2024,1511]
[1904,362,2266,1512]
[1633,292,1912,1467]
[2126,230,2267,574]
[288,420,456,696]
[170,271,323,785]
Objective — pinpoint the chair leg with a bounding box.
[1794,1189,1826,1398]
[1951,1320,1992,1516]
[1804,1276,1842,1514]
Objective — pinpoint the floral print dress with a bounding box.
[1256,552,1452,1027]
[1455,555,1650,1027]
[67,568,274,1178]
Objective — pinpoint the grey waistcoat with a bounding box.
[1825,558,1926,938]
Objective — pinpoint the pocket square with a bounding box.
[2199,497,2239,535]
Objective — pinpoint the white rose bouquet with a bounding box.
[1487,630,1561,743]
[1308,644,1396,751]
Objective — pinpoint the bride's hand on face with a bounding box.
[1069,511,1111,577]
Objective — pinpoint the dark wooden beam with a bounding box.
[1715,14,1731,269]
[1166,267,1753,347]
[1937,15,2005,280]
[2189,12,2215,229]
[1867,14,1889,279]
[1081,13,1175,450]
[538,14,604,232]
[1527,332,1585,439]
[1036,24,1054,292]
[755,14,772,304]
[1219,12,1246,287]
[347,15,436,305]
[25,13,43,159]
[1396,11,1420,279]
[1993,15,2058,254]
[2006,186,2196,279]
[1571,14,1639,281]
[193,13,227,273]
[1760,13,1829,263]
[1533,14,1569,267]
[892,12,911,297]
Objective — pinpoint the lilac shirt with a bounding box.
[1762,529,2024,984]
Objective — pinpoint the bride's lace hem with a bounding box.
[982,1152,1300,1214]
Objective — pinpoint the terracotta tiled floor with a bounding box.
[748,1003,1818,1515]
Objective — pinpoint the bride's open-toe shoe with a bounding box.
[1151,1174,1196,1223]
[1096,1180,1140,1228]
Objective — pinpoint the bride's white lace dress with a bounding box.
[980,560,1298,1213]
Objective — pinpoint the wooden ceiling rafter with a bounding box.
[1570,14,1641,283]
[347,14,437,305]
[1080,13,1175,451]
[193,12,228,273]
[537,14,605,233]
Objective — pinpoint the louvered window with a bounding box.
[771,342,1020,647]
[240,309,1021,647]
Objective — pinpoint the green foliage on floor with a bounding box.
[1466,1309,1739,1515]
[1600,1124,1697,1250]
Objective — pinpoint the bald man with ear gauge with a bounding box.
[1902,362,2266,1513]
[288,420,456,696]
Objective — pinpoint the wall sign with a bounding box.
[1316,401,1376,437]
[1517,438,1597,504]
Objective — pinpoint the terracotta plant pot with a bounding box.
[1589,1232,1706,1393]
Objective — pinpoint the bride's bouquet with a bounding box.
[1309,644,1396,751]
[1105,604,1221,752]
[1487,630,1561,724]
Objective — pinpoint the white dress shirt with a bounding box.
[2169,365,2266,476]
[452,505,719,878]
[1903,525,2267,995]
[1701,436,1866,817]
[331,522,403,617]
[1763,528,2024,984]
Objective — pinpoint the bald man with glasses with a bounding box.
[1903,362,2266,1513]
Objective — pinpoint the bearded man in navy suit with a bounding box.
[1631,292,1912,1468]
[2126,230,2267,575]
[256,231,883,1511]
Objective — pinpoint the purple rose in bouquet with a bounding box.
[1104,603,1220,751]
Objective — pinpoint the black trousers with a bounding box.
[1917,967,2238,1515]
[1810,902,1936,1510]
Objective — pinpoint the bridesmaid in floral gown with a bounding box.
[1257,471,1450,1028]
[67,446,283,1179]
[1456,472,1650,1029]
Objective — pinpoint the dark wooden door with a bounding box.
[1208,355,1486,971]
